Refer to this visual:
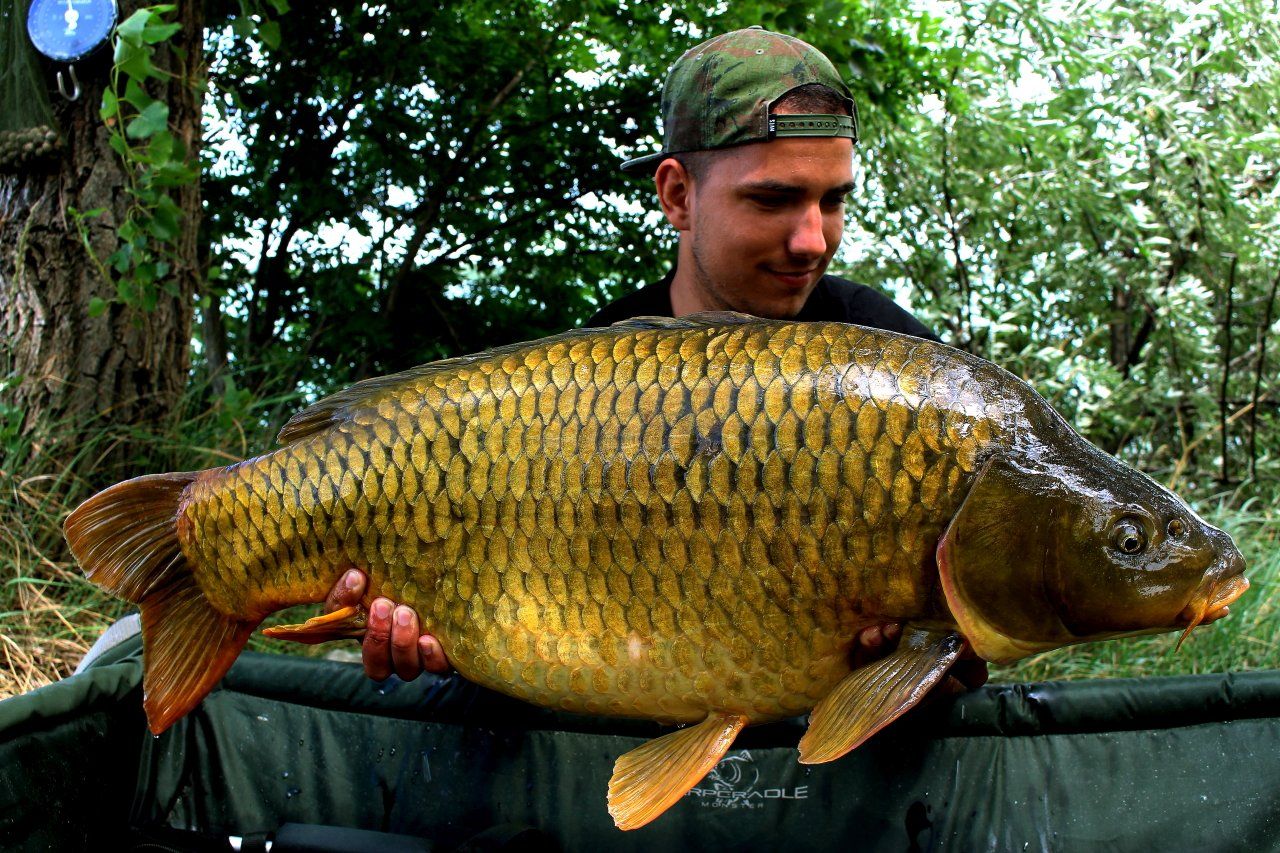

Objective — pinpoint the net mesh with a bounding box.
[1,0,61,172]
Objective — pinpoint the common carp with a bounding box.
[65,313,1247,830]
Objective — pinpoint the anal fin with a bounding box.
[142,576,258,734]
[798,628,964,764]
[262,605,368,644]
[608,711,748,830]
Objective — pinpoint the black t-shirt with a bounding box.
[584,273,940,342]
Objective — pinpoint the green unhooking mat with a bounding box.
[2,631,1278,851]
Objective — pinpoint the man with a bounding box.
[328,28,986,692]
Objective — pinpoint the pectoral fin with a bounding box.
[798,628,964,764]
[262,605,367,644]
[608,711,748,831]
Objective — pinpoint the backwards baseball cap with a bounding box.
[620,26,858,175]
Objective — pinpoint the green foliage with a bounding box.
[841,0,1280,490]
[200,0,939,398]
[0,373,23,446]
[87,4,198,313]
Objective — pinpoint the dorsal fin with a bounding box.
[277,362,447,446]
[609,311,761,331]
[275,326,601,445]
[277,314,766,446]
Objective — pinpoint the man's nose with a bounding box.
[787,203,827,258]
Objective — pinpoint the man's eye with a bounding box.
[750,195,786,208]
[821,194,849,209]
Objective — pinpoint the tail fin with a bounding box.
[65,472,259,734]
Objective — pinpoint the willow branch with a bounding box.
[1250,266,1280,479]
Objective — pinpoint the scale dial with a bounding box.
[26,0,118,62]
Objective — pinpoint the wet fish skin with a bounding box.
[179,317,1004,723]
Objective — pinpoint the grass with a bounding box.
[0,382,329,700]
[1,446,128,698]
[1,389,1277,699]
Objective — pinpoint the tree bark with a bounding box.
[0,1,201,458]
[1218,254,1237,486]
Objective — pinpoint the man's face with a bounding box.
[683,131,854,318]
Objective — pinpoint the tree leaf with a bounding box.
[148,130,176,162]
[142,21,183,45]
[100,89,120,121]
[258,20,282,50]
[107,133,129,157]
[123,78,155,110]
[115,41,157,80]
[115,10,153,46]
[126,102,170,140]
[147,196,181,240]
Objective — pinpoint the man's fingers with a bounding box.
[390,605,423,682]
[418,635,453,675]
[362,598,393,681]
[850,622,901,669]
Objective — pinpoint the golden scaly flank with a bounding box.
[179,320,1016,724]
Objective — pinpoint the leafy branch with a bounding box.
[88,4,198,316]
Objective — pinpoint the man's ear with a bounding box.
[654,157,694,231]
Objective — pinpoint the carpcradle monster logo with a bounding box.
[685,750,809,811]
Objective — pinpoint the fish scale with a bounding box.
[169,318,1000,724]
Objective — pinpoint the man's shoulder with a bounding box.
[802,275,940,342]
[584,278,673,328]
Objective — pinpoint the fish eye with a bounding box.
[1111,519,1147,555]
[1167,518,1186,538]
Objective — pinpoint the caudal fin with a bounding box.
[65,472,259,733]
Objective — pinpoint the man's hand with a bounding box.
[324,569,451,680]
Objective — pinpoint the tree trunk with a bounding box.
[0,1,201,458]
[1109,283,1130,374]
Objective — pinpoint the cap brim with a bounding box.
[620,151,668,175]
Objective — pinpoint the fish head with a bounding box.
[936,449,1247,664]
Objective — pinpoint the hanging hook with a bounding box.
[56,65,82,101]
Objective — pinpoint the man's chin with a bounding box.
[735,285,815,320]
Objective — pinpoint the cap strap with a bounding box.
[769,113,857,142]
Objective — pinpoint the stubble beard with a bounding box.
[687,222,820,320]
[688,236,741,315]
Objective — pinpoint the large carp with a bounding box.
[66,313,1247,830]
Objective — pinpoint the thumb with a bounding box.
[326,568,366,613]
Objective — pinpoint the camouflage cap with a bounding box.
[621,27,857,175]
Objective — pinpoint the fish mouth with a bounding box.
[1173,573,1250,649]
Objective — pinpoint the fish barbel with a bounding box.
[65,313,1247,829]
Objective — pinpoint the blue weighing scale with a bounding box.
[25,0,118,100]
